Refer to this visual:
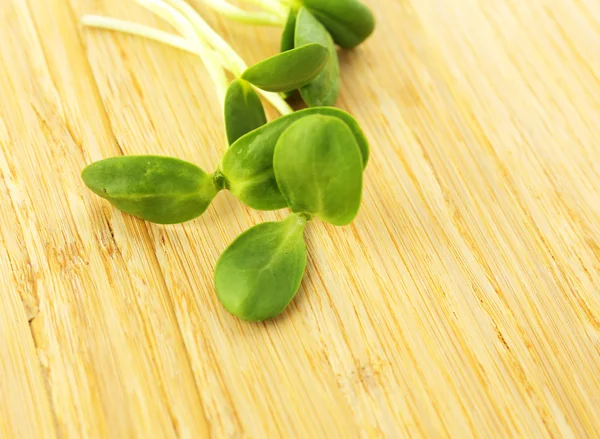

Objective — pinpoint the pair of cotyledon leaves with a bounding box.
[82,108,368,225]
[82,104,369,320]
[240,0,375,107]
[222,82,368,216]
[82,102,368,224]
[240,13,336,108]
[215,115,366,321]
[217,113,367,320]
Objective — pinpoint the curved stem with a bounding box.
[200,0,285,26]
[258,90,293,115]
[163,0,293,114]
[237,0,288,18]
[134,0,190,36]
[82,16,198,53]
[82,1,294,115]
[133,0,229,105]
[165,0,246,76]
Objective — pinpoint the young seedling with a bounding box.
[215,116,367,320]
[83,0,374,110]
[280,1,374,106]
[81,0,373,321]
[202,0,375,106]
[203,0,376,49]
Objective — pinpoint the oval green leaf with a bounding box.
[241,43,329,93]
[220,106,369,211]
[224,79,267,146]
[274,115,364,226]
[214,214,308,321]
[295,7,340,107]
[303,0,375,49]
[82,156,219,224]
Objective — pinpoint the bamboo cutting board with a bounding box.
[1,0,600,437]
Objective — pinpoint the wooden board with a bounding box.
[1,0,599,437]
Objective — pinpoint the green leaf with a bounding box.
[280,8,298,53]
[214,214,308,321]
[82,156,219,224]
[295,8,340,107]
[220,106,369,211]
[224,79,267,146]
[241,43,329,93]
[274,115,363,226]
[303,0,375,49]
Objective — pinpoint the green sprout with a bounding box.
[81,0,375,321]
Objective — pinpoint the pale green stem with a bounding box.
[237,0,288,18]
[82,0,293,115]
[81,16,198,54]
[133,0,229,105]
[165,0,246,76]
[163,0,293,115]
[135,0,190,35]
[200,0,285,26]
[82,16,229,107]
[256,89,293,115]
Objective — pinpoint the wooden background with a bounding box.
[1,0,600,437]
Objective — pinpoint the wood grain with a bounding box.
[1,0,599,437]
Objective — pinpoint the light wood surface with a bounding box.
[1,0,600,437]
